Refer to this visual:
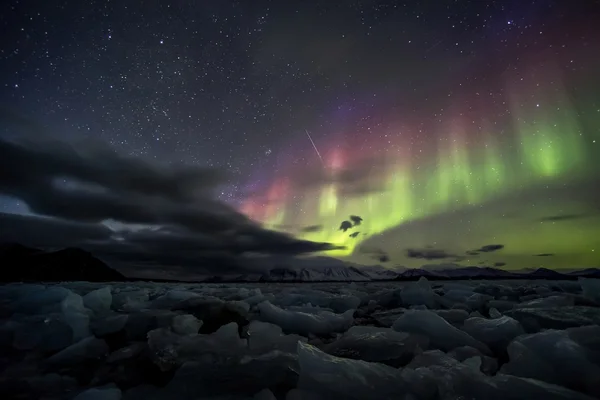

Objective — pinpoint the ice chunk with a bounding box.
[444,289,476,303]
[288,305,334,314]
[61,293,91,341]
[247,320,305,354]
[46,336,109,366]
[13,286,71,314]
[83,286,112,314]
[147,322,247,370]
[392,309,491,354]
[328,295,361,313]
[12,313,72,351]
[285,389,325,400]
[488,299,516,312]
[107,342,147,363]
[443,283,474,292]
[501,329,600,397]
[490,374,597,400]
[157,351,299,398]
[171,314,202,335]
[406,349,459,370]
[245,293,275,307]
[112,289,149,311]
[579,278,600,303]
[462,355,482,370]
[516,295,574,309]
[400,277,438,308]
[506,306,600,332]
[324,325,428,367]
[448,346,498,375]
[371,308,406,327]
[74,385,122,400]
[432,309,469,324]
[123,310,177,340]
[150,290,201,309]
[489,307,502,318]
[462,316,524,351]
[466,293,493,311]
[257,301,354,336]
[423,358,596,400]
[171,297,248,334]
[297,341,413,400]
[275,290,360,313]
[253,388,277,400]
[26,373,78,397]
[121,385,157,400]
[91,314,129,337]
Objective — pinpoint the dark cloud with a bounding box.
[377,253,390,263]
[475,244,505,253]
[349,232,360,238]
[350,215,363,226]
[465,250,480,256]
[300,224,323,233]
[535,253,554,257]
[339,220,353,232]
[0,137,344,274]
[494,262,507,267]
[539,213,587,222]
[0,212,112,248]
[420,263,462,270]
[357,245,389,262]
[405,248,455,260]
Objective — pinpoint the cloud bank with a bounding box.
[0,137,344,276]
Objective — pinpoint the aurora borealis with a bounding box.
[240,60,600,269]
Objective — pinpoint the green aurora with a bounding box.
[241,69,600,270]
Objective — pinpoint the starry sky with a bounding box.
[1,0,600,273]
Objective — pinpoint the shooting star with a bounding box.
[305,129,324,166]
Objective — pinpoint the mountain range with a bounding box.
[1,243,599,283]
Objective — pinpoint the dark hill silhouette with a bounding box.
[0,244,125,282]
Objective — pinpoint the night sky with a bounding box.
[1,0,600,275]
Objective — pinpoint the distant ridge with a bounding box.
[0,244,125,282]
[1,243,598,283]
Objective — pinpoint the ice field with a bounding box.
[1,278,600,399]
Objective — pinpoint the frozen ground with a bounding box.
[1,278,600,400]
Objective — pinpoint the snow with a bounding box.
[2,279,600,399]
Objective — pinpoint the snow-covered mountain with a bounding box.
[259,265,371,282]
[353,264,402,280]
[254,258,405,282]
[436,266,520,278]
